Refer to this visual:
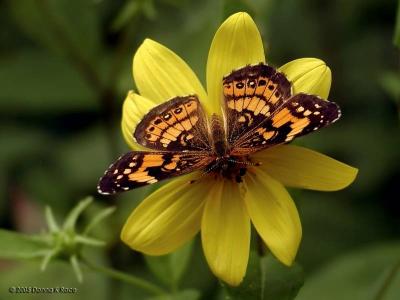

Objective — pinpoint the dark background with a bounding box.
[0,0,399,299]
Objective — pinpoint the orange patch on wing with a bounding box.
[288,118,310,136]
[131,155,165,168]
[129,171,149,179]
[224,83,234,96]
[263,131,275,140]
[236,98,244,112]
[190,115,199,124]
[160,138,171,146]
[135,176,156,183]
[166,126,181,138]
[146,133,159,142]
[151,120,169,130]
[147,126,162,136]
[245,79,257,95]
[272,108,294,127]
[234,81,245,97]
[163,161,177,170]
[255,77,268,95]
[161,131,177,141]
[269,94,280,105]
[260,105,270,116]
[247,98,259,111]
[181,119,192,131]
[263,84,277,99]
[243,97,251,109]
[184,99,198,115]
[254,99,266,115]
[256,127,266,135]
[173,105,188,121]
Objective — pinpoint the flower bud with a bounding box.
[279,58,332,99]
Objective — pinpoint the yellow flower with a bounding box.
[120,12,358,286]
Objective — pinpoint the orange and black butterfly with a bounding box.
[97,63,340,195]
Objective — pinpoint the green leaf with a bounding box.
[148,289,200,300]
[224,251,304,300]
[40,248,59,271]
[0,229,48,259]
[112,0,141,31]
[45,206,60,233]
[83,206,116,236]
[82,202,118,244]
[145,241,194,290]
[63,197,93,231]
[394,0,400,48]
[296,242,400,300]
[70,254,83,283]
[74,235,105,247]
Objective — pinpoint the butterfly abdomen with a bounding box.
[210,114,227,157]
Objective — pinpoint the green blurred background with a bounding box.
[0,0,399,299]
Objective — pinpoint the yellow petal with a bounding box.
[279,58,332,99]
[253,145,358,191]
[121,91,156,150]
[201,179,250,286]
[121,173,208,255]
[244,169,302,266]
[133,39,207,104]
[206,12,265,115]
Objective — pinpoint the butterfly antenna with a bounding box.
[227,158,261,166]
[189,161,220,184]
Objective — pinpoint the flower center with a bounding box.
[206,155,258,183]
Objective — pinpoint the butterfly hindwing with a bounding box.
[97,151,214,194]
[134,95,212,151]
[230,93,341,155]
[223,64,292,145]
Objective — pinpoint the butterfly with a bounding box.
[97,63,341,195]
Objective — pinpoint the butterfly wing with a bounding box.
[134,95,212,151]
[223,64,292,146]
[230,93,341,155]
[97,151,214,194]
[222,63,341,155]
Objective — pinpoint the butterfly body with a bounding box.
[98,63,341,195]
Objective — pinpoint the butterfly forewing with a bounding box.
[98,151,213,194]
[134,95,212,152]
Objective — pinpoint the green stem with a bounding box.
[374,259,400,300]
[81,256,167,296]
